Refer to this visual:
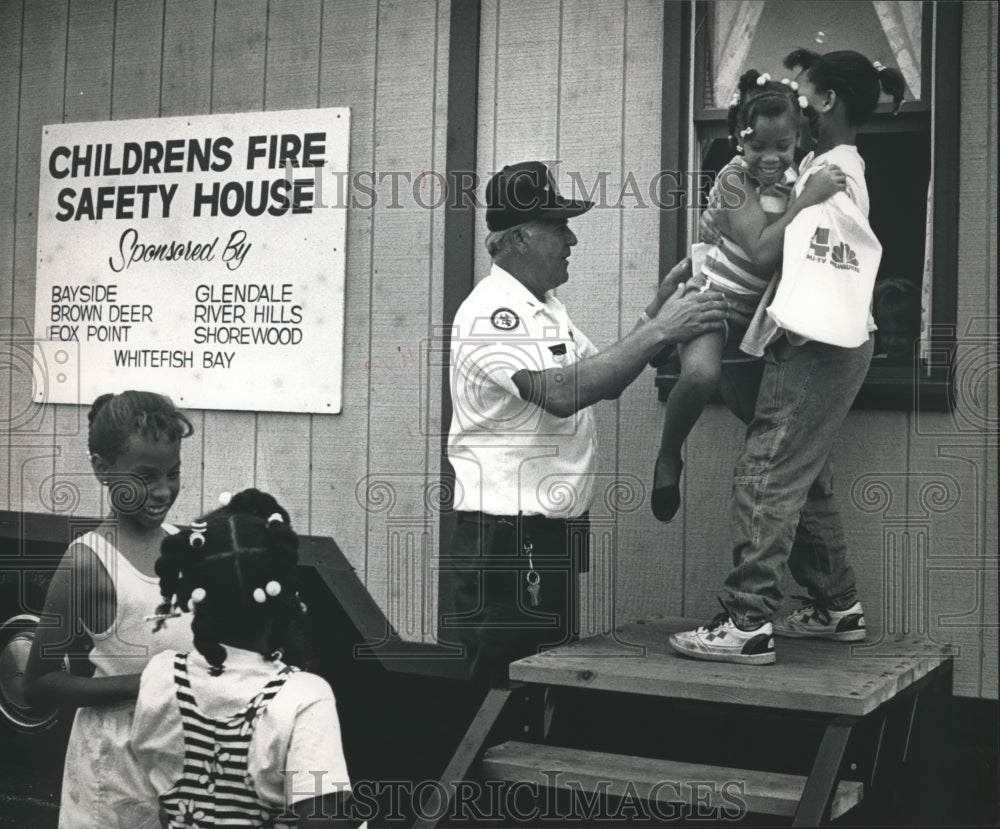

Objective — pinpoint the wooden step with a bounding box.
[481,741,863,820]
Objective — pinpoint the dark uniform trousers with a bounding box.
[438,510,590,687]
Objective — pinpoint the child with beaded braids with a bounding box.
[25,390,195,829]
[652,69,847,522]
[131,489,362,828]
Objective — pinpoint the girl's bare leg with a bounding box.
[653,329,726,519]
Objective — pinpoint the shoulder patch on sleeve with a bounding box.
[491,308,519,331]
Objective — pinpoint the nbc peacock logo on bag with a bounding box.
[807,228,860,272]
[830,242,860,271]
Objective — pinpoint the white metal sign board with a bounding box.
[33,108,349,413]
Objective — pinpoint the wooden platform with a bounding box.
[414,619,954,829]
[509,617,955,717]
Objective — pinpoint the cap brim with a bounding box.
[536,198,594,220]
[485,196,595,232]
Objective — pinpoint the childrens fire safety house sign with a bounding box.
[33,108,349,414]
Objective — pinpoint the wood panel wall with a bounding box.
[1,0,995,697]
[475,0,997,698]
[0,0,448,645]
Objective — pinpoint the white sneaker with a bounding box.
[773,599,867,641]
[669,611,776,665]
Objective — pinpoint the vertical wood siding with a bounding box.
[5,0,68,524]
[1,0,995,697]
[953,0,997,697]
[0,0,449,648]
[474,0,996,697]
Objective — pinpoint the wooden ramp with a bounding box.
[413,618,953,829]
[510,617,954,717]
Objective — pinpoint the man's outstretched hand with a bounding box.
[649,283,727,345]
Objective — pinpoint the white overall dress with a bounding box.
[59,527,193,829]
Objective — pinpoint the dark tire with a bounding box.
[0,606,74,770]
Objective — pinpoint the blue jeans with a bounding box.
[722,334,874,626]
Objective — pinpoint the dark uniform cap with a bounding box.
[485,161,594,231]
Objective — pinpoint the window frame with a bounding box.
[657,0,960,412]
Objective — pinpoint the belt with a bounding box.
[454,511,590,572]
[456,510,589,533]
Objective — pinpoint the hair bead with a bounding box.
[190,521,207,549]
[191,587,206,604]
[265,580,282,597]
[218,491,233,506]
[266,512,283,527]
[756,72,770,86]
[253,587,267,604]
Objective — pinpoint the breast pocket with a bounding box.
[546,341,570,366]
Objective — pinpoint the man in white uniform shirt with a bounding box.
[439,160,728,685]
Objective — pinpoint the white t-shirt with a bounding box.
[132,646,352,808]
[448,264,599,518]
[797,144,870,217]
[741,143,876,354]
[797,144,877,337]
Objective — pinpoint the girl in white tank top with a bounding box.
[25,391,196,828]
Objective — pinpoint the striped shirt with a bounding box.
[159,653,298,827]
[691,156,796,328]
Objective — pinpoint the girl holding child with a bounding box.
[670,51,906,664]
[652,70,847,521]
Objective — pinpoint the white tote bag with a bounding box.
[767,191,882,348]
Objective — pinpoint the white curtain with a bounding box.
[872,1,922,99]
[713,1,766,108]
[919,179,933,366]
[918,3,936,367]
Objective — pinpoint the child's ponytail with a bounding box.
[727,69,763,152]
[873,61,906,115]
[192,604,229,676]
[224,488,292,529]
[783,48,821,74]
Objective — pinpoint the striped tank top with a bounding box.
[694,156,796,328]
[159,653,299,827]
